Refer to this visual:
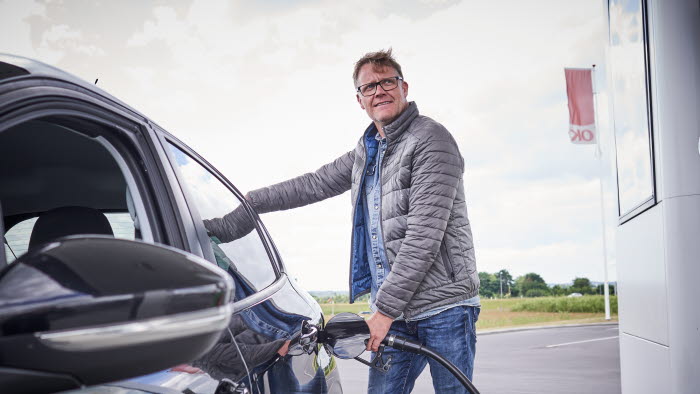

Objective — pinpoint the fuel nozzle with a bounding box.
[382,334,425,353]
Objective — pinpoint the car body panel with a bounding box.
[0,54,342,393]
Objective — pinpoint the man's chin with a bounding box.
[371,109,396,123]
[376,114,398,127]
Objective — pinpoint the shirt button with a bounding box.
[372,235,377,239]
[374,205,379,210]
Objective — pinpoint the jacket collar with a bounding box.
[362,101,419,146]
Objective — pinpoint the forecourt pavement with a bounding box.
[336,323,621,394]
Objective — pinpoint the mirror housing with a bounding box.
[0,236,234,393]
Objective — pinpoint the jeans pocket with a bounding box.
[469,306,481,337]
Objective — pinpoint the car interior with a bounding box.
[0,117,143,265]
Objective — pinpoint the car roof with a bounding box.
[0,54,182,142]
[0,54,120,102]
[0,54,157,126]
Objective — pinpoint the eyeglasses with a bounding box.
[356,76,403,97]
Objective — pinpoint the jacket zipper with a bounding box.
[378,138,387,268]
[349,139,370,303]
[440,242,457,282]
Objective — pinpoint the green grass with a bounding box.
[510,295,618,313]
[480,298,522,311]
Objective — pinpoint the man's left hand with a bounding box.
[366,311,394,352]
[277,340,291,356]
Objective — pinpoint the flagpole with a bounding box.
[592,64,611,320]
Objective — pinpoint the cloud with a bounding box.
[0,0,49,60]
[478,238,614,284]
[0,0,617,291]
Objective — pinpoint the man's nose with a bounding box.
[374,84,388,97]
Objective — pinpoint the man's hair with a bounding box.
[352,48,404,87]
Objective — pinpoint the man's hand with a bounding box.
[365,311,394,352]
[277,340,291,356]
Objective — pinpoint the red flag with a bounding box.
[565,68,596,144]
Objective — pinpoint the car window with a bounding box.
[1,117,153,264]
[4,213,136,264]
[166,143,276,291]
[3,217,35,263]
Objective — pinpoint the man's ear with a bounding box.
[402,81,409,99]
[356,94,365,110]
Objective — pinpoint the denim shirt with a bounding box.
[363,133,389,310]
[363,132,481,320]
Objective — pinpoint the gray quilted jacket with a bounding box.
[245,102,479,319]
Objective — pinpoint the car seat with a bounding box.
[28,206,114,250]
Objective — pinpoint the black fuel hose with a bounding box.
[381,335,481,394]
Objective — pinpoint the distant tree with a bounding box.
[515,273,550,297]
[571,277,594,295]
[478,272,498,298]
[525,289,549,297]
[596,283,615,296]
[572,277,591,288]
[551,285,567,296]
[332,294,349,303]
[496,269,514,296]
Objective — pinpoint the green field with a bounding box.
[320,296,617,330]
[510,295,618,313]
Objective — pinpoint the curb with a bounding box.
[477,321,619,336]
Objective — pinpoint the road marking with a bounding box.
[546,335,619,348]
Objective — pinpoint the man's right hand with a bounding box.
[365,311,394,352]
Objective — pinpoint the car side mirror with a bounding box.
[0,236,234,394]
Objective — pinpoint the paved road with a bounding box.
[336,324,620,394]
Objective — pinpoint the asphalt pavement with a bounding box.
[336,323,621,394]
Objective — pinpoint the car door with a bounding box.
[158,131,342,393]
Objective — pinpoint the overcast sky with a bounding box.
[2,0,619,290]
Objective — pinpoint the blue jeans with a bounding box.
[368,305,480,394]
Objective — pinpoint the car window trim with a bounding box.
[147,126,209,259]
[95,136,154,243]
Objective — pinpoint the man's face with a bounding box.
[355,63,409,128]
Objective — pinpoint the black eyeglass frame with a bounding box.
[356,76,404,97]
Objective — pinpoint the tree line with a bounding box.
[479,270,615,298]
[310,270,616,303]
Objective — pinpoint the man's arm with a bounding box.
[375,127,464,319]
[248,150,355,213]
[203,204,256,243]
[204,150,354,242]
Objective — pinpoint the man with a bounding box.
[205,49,480,393]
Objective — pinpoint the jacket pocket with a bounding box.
[440,242,457,282]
